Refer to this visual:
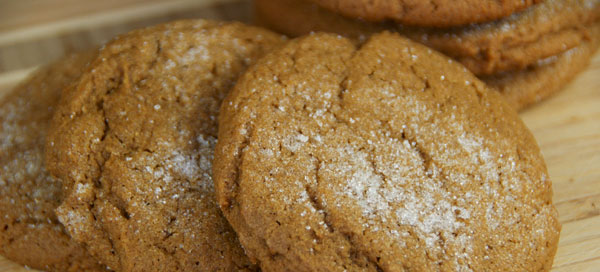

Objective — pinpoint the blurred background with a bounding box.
[0,0,250,93]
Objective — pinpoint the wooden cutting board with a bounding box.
[0,0,598,271]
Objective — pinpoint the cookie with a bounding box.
[486,23,600,110]
[254,0,386,42]
[255,0,600,75]
[214,32,560,271]
[308,0,541,27]
[0,51,106,272]
[45,20,285,272]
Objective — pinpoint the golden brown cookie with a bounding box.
[255,0,600,75]
[214,32,561,271]
[485,23,600,111]
[45,20,285,272]
[0,51,106,272]
[308,0,541,27]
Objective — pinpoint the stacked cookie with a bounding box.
[255,0,600,110]
[1,18,562,272]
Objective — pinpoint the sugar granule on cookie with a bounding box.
[0,51,106,272]
[214,32,561,271]
[45,19,285,272]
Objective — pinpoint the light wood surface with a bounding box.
[1,0,599,271]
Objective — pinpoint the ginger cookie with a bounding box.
[308,0,541,27]
[45,20,285,272]
[486,23,600,110]
[255,0,600,75]
[254,0,386,42]
[0,51,106,272]
[214,33,560,271]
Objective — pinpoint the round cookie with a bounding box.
[214,32,561,271]
[255,0,600,75]
[308,0,541,27]
[0,51,106,271]
[485,23,600,111]
[45,20,285,272]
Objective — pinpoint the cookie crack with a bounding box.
[346,236,386,272]
[318,119,388,271]
[70,60,141,270]
[429,0,439,13]
[305,153,333,233]
[222,118,282,266]
[327,47,460,268]
[388,120,434,178]
[223,119,252,211]
[405,47,434,93]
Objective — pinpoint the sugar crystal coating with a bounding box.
[45,20,285,272]
[0,51,106,271]
[214,32,561,271]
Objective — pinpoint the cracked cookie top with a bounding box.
[308,0,541,27]
[45,19,285,272]
[0,51,105,272]
[214,32,560,271]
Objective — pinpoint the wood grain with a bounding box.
[0,0,252,73]
[0,0,599,271]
